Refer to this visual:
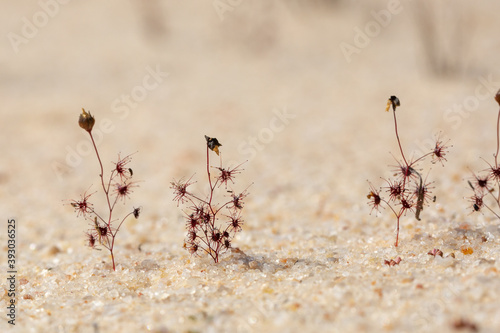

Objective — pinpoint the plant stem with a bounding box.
[484,202,500,220]
[207,145,214,207]
[395,216,400,247]
[89,132,113,214]
[496,108,500,168]
[390,108,405,248]
[110,251,116,271]
[206,145,217,224]
[88,131,117,271]
[495,108,500,204]
[392,109,408,167]
[415,171,424,221]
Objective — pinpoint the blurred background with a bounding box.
[1,0,500,254]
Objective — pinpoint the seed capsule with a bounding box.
[205,135,222,155]
[386,95,400,112]
[79,108,95,132]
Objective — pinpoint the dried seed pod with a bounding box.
[205,135,222,155]
[79,108,95,132]
[386,95,401,112]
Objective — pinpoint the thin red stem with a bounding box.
[484,202,500,220]
[493,108,500,204]
[89,132,112,213]
[206,145,217,226]
[380,198,401,247]
[207,146,214,207]
[88,131,118,271]
[390,108,405,247]
[392,109,408,168]
[395,216,400,247]
[495,108,500,168]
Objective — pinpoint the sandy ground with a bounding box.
[2,1,500,332]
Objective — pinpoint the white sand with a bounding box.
[1,1,500,332]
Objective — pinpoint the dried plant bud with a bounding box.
[86,232,97,248]
[495,89,500,106]
[386,95,400,112]
[205,135,222,155]
[189,243,199,255]
[79,108,95,132]
[133,207,141,219]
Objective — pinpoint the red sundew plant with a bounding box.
[367,96,451,247]
[69,109,141,271]
[467,89,500,219]
[171,135,248,263]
